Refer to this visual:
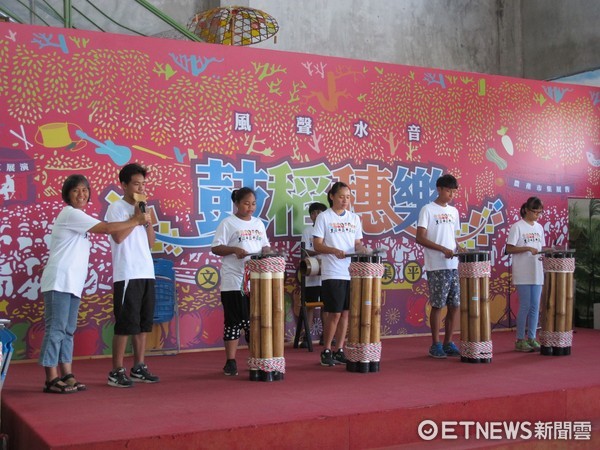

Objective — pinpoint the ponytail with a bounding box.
[231,187,255,204]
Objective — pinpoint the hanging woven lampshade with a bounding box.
[188,6,279,46]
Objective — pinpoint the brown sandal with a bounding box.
[61,373,87,391]
[43,377,77,394]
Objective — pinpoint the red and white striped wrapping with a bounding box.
[344,342,382,363]
[247,356,286,373]
[246,257,286,273]
[542,257,575,273]
[539,330,573,348]
[458,261,491,279]
[460,340,493,359]
[349,261,385,278]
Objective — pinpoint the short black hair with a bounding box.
[118,163,147,184]
[309,202,327,214]
[231,187,255,204]
[436,174,458,189]
[61,174,91,205]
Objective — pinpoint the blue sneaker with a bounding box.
[429,342,447,359]
[443,342,460,357]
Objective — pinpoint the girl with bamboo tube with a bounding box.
[211,187,271,376]
[506,196,550,352]
[313,182,368,367]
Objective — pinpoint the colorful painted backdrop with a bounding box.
[1,23,599,360]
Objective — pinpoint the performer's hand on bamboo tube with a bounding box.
[441,247,455,259]
[506,245,539,256]
[355,241,371,255]
[416,226,457,259]
[234,247,248,259]
[333,248,346,259]
[313,238,344,259]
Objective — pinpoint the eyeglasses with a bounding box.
[528,209,543,215]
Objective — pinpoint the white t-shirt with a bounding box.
[106,199,154,282]
[211,215,270,292]
[301,225,321,287]
[41,206,101,297]
[312,208,363,281]
[417,202,459,271]
[507,219,545,285]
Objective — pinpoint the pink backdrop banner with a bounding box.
[1,23,599,359]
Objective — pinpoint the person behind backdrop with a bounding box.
[211,187,271,376]
[107,163,159,388]
[506,196,551,352]
[313,182,368,367]
[416,174,462,359]
[39,174,149,394]
[299,202,328,347]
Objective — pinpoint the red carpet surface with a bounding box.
[2,329,599,449]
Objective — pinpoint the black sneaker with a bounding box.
[108,367,134,388]
[223,359,238,376]
[333,349,347,364]
[299,339,309,348]
[320,349,335,366]
[130,363,160,383]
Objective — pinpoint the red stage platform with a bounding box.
[2,329,599,449]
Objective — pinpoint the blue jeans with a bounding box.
[39,291,80,367]
[516,284,542,340]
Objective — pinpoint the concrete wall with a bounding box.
[521,0,600,80]
[1,0,206,36]
[250,0,522,77]
[2,0,598,80]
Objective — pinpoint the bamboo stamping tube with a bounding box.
[370,276,382,344]
[565,272,574,331]
[272,272,285,358]
[554,272,567,333]
[460,277,469,343]
[349,276,362,344]
[468,277,480,342]
[544,272,556,333]
[540,277,549,327]
[479,276,491,342]
[249,272,261,359]
[260,271,273,359]
[360,276,373,345]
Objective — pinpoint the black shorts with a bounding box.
[305,286,321,303]
[113,279,155,335]
[321,279,350,313]
[221,290,250,327]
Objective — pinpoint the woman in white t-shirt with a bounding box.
[211,187,271,376]
[313,182,367,367]
[39,175,148,394]
[506,196,550,353]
